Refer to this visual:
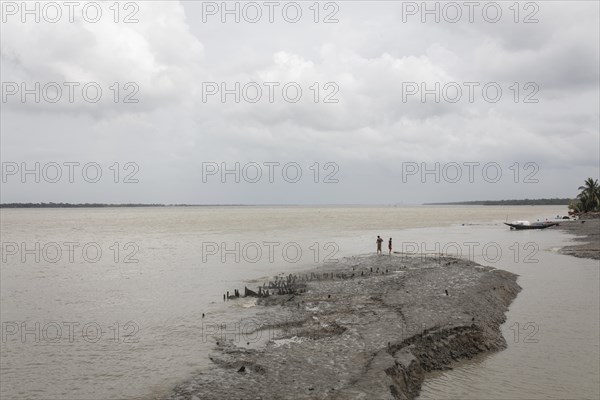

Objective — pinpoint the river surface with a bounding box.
[417,223,600,399]
[1,205,598,399]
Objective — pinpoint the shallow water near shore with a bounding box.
[1,205,597,399]
[417,225,600,400]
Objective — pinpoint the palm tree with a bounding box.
[576,178,600,212]
[568,199,583,213]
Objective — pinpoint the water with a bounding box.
[417,224,600,400]
[1,205,597,399]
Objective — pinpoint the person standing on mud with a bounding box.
[388,238,392,255]
[376,235,383,254]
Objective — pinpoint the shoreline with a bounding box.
[556,219,600,260]
[166,254,521,400]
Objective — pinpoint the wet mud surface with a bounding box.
[166,254,520,400]
[557,219,600,260]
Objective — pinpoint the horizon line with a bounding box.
[0,199,573,208]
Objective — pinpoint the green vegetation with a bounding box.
[424,198,572,206]
[569,178,600,213]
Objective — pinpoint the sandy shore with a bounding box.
[166,254,520,400]
[557,219,600,260]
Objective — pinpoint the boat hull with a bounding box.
[504,222,559,230]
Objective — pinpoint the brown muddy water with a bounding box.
[416,224,599,400]
[1,205,597,399]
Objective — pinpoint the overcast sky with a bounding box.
[1,1,598,204]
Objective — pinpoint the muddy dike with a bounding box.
[557,219,600,260]
[166,254,521,400]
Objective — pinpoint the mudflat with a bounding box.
[557,219,600,260]
[166,254,520,400]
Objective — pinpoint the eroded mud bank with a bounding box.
[558,219,600,260]
[166,254,520,400]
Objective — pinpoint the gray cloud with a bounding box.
[1,1,598,204]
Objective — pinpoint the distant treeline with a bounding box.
[424,198,573,206]
[0,203,166,208]
[0,203,249,208]
[1,200,573,208]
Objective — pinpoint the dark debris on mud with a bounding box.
[166,254,521,400]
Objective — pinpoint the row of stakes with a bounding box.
[223,266,394,301]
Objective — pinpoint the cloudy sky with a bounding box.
[1,1,598,204]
